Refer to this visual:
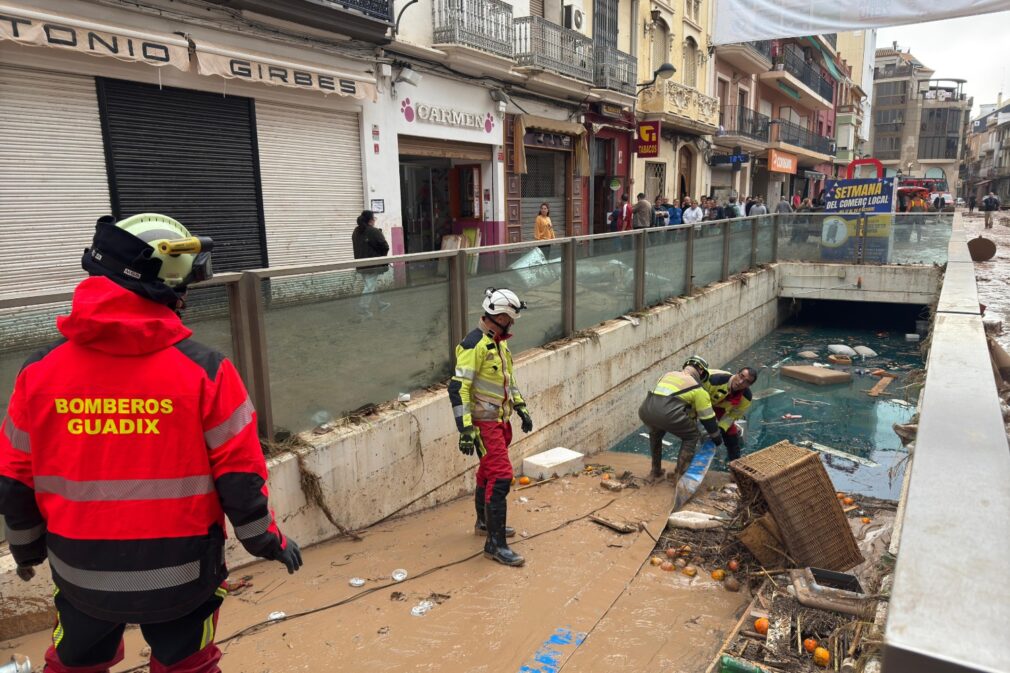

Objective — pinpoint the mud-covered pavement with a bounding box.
[1,452,748,673]
[964,210,1010,353]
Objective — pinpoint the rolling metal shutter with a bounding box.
[256,101,363,266]
[97,77,267,272]
[0,66,111,299]
[398,135,493,162]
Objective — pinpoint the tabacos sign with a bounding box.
[636,121,660,157]
[401,98,495,134]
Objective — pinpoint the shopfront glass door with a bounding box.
[399,160,450,253]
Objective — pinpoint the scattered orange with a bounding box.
[727,559,741,572]
[681,565,698,577]
[650,556,663,566]
[803,638,818,653]
[754,618,769,636]
[665,547,679,559]
[602,473,611,480]
[660,561,675,572]
[813,647,830,667]
[679,544,692,556]
[724,577,741,592]
[842,496,855,506]
[861,516,872,524]
[835,492,845,500]
[518,476,531,486]
[711,569,726,581]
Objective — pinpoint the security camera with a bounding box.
[395,67,421,87]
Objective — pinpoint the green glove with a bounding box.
[516,404,533,433]
[459,426,485,457]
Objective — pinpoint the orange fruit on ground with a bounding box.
[803,638,818,653]
[813,647,830,667]
[836,492,845,499]
[727,559,741,572]
[842,496,855,505]
[602,473,611,480]
[518,476,531,486]
[665,547,679,559]
[650,556,663,566]
[754,618,769,635]
[660,561,675,571]
[861,516,872,524]
[711,569,726,581]
[681,565,698,577]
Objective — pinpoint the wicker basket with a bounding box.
[729,440,864,571]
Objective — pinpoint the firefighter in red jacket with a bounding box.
[0,214,302,673]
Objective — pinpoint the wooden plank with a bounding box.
[866,376,894,397]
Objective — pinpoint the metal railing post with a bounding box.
[721,220,731,281]
[771,213,780,263]
[858,214,867,265]
[634,229,646,310]
[750,217,759,268]
[448,249,467,358]
[685,225,695,295]
[241,272,274,442]
[562,238,576,335]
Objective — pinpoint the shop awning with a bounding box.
[513,114,590,177]
[0,3,190,71]
[805,37,842,81]
[193,40,377,101]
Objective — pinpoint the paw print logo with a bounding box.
[484,112,495,134]
[401,98,415,122]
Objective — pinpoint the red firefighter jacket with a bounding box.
[0,276,288,623]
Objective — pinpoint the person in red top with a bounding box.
[0,214,302,673]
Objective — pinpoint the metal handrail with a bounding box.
[432,0,514,59]
[0,272,242,310]
[514,15,594,82]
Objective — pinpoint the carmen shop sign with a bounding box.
[401,99,495,133]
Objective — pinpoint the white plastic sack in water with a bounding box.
[853,346,878,358]
[667,511,725,530]
[828,344,857,357]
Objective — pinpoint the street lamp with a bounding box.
[637,63,676,90]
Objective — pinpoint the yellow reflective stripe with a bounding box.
[215,586,229,598]
[200,613,213,649]
[53,615,64,647]
[696,405,716,420]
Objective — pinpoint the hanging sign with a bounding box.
[820,178,895,264]
[636,121,661,158]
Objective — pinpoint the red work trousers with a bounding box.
[475,420,514,503]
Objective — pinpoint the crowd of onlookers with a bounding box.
[611,191,827,231]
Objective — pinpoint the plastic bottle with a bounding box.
[718,655,769,673]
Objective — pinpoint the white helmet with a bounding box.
[482,288,526,320]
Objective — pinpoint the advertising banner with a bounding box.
[712,0,1008,45]
[819,178,895,263]
[636,121,660,158]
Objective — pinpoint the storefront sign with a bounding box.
[636,121,661,157]
[609,178,622,191]
[400,98,495,134]
[594,102,625,118]
[196,48,374,99]
[820,178,895,263]
[804,170,826,180]
[0,5,190,71]
[370,199,385,214]
[524,132,573,149]
[768,149,798,174]
[710,153,750,165]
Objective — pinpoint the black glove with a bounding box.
[516,404,534,433]
[459,426,485,457]
[709,432,724,447]
[276,538,303,574]
[16,565,35,582]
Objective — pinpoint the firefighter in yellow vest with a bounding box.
[703,367,758,461]
[639,355,722,482]
[448,288,532,567]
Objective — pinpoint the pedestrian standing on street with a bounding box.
[776,195,793,214]
[726,196,743,219]
[968,194,977,214]
[632,193,653,229]
[618,193,633,232]
[448,288,532,567]
[750,197,768,216]
[983,191,1001,229]
[744,196,755,216]
[352,210,390,318]
[792,191,802,210]
[932,194,946,212]
[653,196,670,227]
[667,198,683,225]
[0,214,302,673]
[682,198,704,224]
[534,202,555,255]
[638,356,723,484]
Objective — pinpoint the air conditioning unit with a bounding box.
[563,2,586,33]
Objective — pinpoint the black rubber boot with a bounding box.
[648,429,666,479]
[474,485,514,537]
[483,480,524,567]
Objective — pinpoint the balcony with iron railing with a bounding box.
[514,16,594,83]
[874,64,916,80]
[773,118,834,156]
[639,80,720,131]
[594,43,637,96]
[432,0,514,59]
[779,49,834,103]
[716,40,772,74]
[718,105,770,144]
[823,33,837,48]
[312,0,394,22]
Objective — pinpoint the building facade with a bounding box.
[869,45,972,194]
[963,99,1010,203]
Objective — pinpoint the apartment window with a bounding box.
[683,37,698,88]
[685,0,701,22]
[874,108,904,129]
[594,0,618,49]
[530,0,544,17]
[875,81,907,107]
[652,19,669,74]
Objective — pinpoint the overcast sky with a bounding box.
[876,10,1010,119]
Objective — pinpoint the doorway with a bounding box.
[678,145,694,200]
[521,149,568,241]
[399,157,451,254]
[592,138,614,233]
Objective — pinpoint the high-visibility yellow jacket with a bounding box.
[448,328,525,431]
[652,371,716,424]
[704,369,753,431]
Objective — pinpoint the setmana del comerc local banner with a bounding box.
[711,0,1008,44]
[819,178,895,264]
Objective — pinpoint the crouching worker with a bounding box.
[704,366,758,461]
[0,214,302,673]
[639,355,723,483]
[448,288,533,567]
